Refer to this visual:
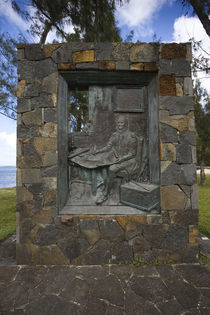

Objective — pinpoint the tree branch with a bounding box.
[188,0,210,36]
[0,111,17,120]
[39,20,53,44]
[32,2,68,42]
[0,104,17,113]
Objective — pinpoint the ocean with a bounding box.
[0,166,16,188]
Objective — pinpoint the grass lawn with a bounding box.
[0,187,16,240]
[198,174,210,237]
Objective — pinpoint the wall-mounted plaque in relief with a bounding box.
[66,84,160,214]
[113,86,146,112]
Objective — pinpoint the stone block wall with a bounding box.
[16,42,198,264]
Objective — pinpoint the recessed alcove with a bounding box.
[57,71,160,215]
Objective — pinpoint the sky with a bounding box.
[0,0,209,166]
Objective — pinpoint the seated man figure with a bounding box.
[93,115,138,204]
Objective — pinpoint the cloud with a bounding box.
[173,15,209,43]
[0,131,16,166]
[0,0,28,30]
[117,0,166,27]
[116,0,173,38]
[173,15,210,93]
[0,131,16,149]
[46,21,74,43]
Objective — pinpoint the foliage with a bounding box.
[12,0,126,43]
[180,1,210,75]
[194,80,210,184]
[0,0,127,119]
[0,187,16,240]
[119,257,173,266]
[198,174,210,236]
[69,0,122,42]
[0,33,19,120]
[70,90,89,132]
[190,38,210,76]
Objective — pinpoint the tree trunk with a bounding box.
[200,160,206,185]
[189,0,210,37]
[200,144,206,185]
[39,21,52,44]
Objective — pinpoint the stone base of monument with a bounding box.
[120,181,160,211]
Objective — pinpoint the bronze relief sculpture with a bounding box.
[67,86,159,212]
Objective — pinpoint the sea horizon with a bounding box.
[0,166,16,188]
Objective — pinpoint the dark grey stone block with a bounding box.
[26,183,44,194]
[22,142,37,156]
[142,225,167,248]
[176,144,192,164]
[24,44,44,60]
[43,108,57,123]
[73,239,111,264]
[114,244,133,263]
[125,289,162,315]
[116,61,130,70]
[18,59,57,79]
[91,274,124,306]
[36,59,57,78]
[172,59,191,76]
[159,96,193,114]
[17,98,31,113]
[130,276,172,304]
[175,264,210,288]
[179,131,196,145]
[24,82,42,97]
[31,93,53,109]
[18,60,35,79]
[36,225,60,246]
[41,165,57,177]
[180,164,197,185]
[157,299,185,315]
[161,163,181,186]
[180,244,199,263]
[184,77,193,95]
[75,62,98,70]
[162,163,196,186]
[163,225,188,251]
[163,276,200,309]
[160,123,178,143]
[191,184,199,209]
[99,220,124,241]
[159,59,191,76]
[95,42,114,60]
[52,42,94,63]
[80,220,99,232]
[58,239,89,262]
[17,125,38,138]
[159,59,172,75]
[18,48,25,60]
[25,296,80,315]
[170,209,198,227]
[19,218,35,243]
[90,275,124,308]
[180,185,191,197]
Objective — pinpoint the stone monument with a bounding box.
[16,42,198,264]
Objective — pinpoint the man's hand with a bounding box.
[115,156,120,163]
